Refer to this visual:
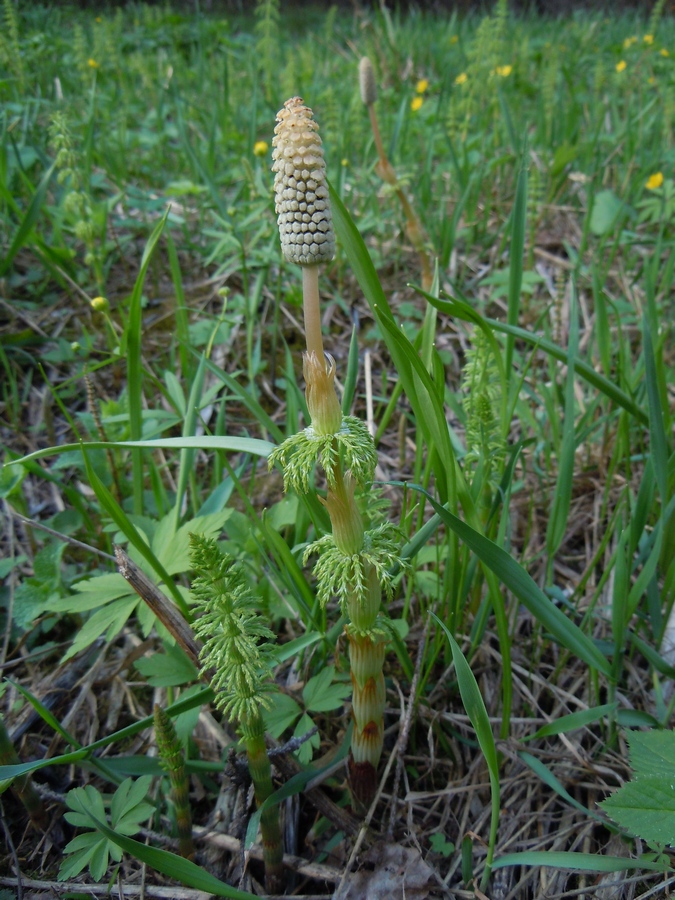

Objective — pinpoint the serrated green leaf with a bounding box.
[62,596,139,662]
[302,666,350,713]
[56,572,135,613]
[627,730,675,780]
[601,777,675,845]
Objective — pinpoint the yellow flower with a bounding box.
[495,64,513,77]
[660,48,670,57]
[449,34,458,45]
[253,140,268,157]
[643,34,654,45]
[87,58,99,69]
[454,72,468,85]
[616,60,627,72]
[416,78,429,94]
[341,158,349,167]
[410,96,423,112]
[90,296,109,312]
[623,36,637,49]
[95,16,102,22]
[645,172,664,190]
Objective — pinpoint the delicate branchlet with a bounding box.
[269,348,377,492]
[153,705,195,860]
[189,534,283,893]
[269,415,376,494]
[305,519,402,612]
[461,327,504,486]
[190,535,277,724]
[272,97,336,266]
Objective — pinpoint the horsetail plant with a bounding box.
[270,97,407,809]
[358,58,433,291]
[153,704,195,860]
[188,534,283,893]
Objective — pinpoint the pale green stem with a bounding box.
[302,265,324,359]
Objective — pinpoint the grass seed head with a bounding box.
[272,97,335,266]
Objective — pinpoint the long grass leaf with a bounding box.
[429,293,647,425]
[493,852,668,873]
[127,209,170,515]
[546,283,579,558]
[505,154,527,379]
[79,810,257,899]
[406,484,612,676]
[432,614,500,888]
[0,160,57,277]
[81,450,190,617]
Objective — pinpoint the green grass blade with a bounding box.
[81,449,190,618]
[546,283,579,559]
[407,484,611,677]
[505,154,527,380]
[172,353,207,529]
[166,231,191,383]
[493,851,668,874]
[80,810,257,899]
[127,209,170,516]
[522,703,618,742]
[342,325,360,415]
[430,293,647,425]
[432,614,499,888]
[328,180,393,320]
[0,160,57,277]
[519,751,612,826]
[6,436,275,468]
[643,312,669,506]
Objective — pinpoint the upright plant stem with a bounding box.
[302,265,324,359]
[245,711,284,893]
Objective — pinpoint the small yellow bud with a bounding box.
[495,65,513,77]
[90,296,109,312]
[410,96,423,112]
[303,351,342,436]
[253,140,268,157]
[645,172,664,190]
[660,48,670,57]
[359,57,378,106]
[88,58,99,69]
[454,72,468,85]
[616,60,627,72]
[643,34,654,45]
[416,78,429,94]
[449,34,459,45]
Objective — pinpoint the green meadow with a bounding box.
[1,1,675,897]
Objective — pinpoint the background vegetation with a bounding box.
[1,0,674,897]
